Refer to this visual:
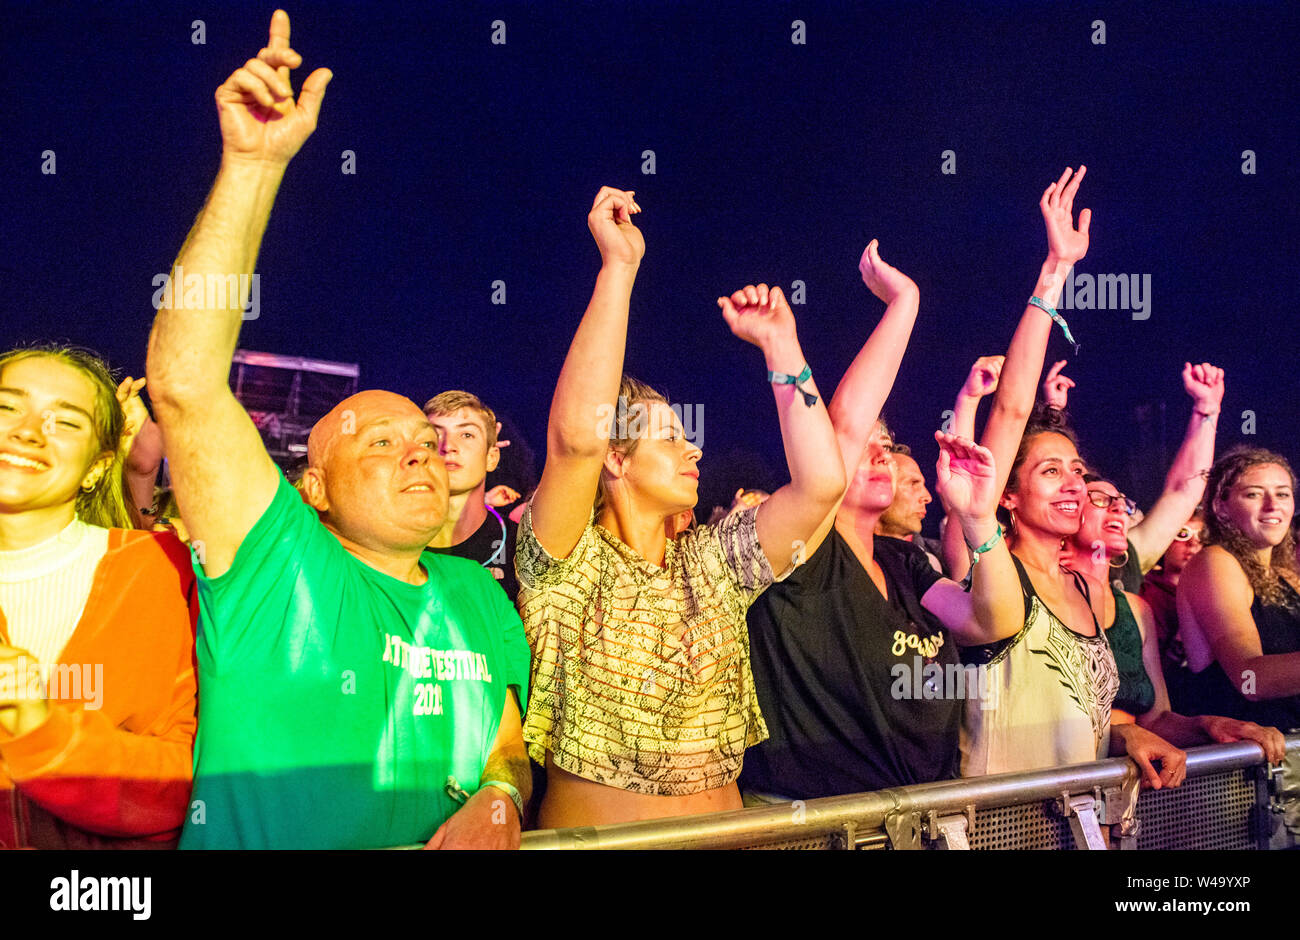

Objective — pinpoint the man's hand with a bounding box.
[1041,359,1075,410]
[718,284,796,351]
[0,645,49,738]
[858,239,918,305]
[587,187,644,268]
[1113,722,1186,789]
[1182,361,1225,416]
[1041,165,1091,265]
[1200,715,1287,764]
[961,355,1005,400]
[424,787,521,850]
[216,9,332,166]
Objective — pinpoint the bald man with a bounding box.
[147,12,529,849]
[875,449,944,574]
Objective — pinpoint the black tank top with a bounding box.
[1186,574,1300,732]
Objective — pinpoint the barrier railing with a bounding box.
[520,733,1299,850]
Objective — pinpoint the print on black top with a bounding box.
[741,531,961,800]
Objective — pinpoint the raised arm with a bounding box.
[801,241,920,550]
[146,10,330,577]
[982,166,1092,500]
[827,241,920,479]
[116,377,165,528]
[1128,363,1223,572]
[920,433,1023,645]
[529,187,643,560]
[718,285,845,574]
[942,355,1003,579]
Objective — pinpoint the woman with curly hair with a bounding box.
[1179,446,1300,735]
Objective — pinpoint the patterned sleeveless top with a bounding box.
[960,556,1119,776]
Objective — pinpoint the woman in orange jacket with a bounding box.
[0,345,197,848]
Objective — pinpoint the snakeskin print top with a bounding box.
[515,503,779,795]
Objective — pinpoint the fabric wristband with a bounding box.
[479,780,524,821]
[767,364,818,407]
[1027,295,1080,354]
[966,523,1004,565]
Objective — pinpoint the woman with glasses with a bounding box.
[1062,477,1285,761]
[1033,359,1226,595]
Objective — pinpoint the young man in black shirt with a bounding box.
[424,391,519,602]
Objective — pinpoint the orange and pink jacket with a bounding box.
[0,528,197,849]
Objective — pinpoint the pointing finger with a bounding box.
[269,8,291,52]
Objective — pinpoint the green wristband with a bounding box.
[1028,295,1080,354]
[966,523,1004,565]
[767,364,818,407]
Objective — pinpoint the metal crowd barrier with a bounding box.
[520,733,1300,850]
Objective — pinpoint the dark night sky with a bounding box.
[3,0,1297,526]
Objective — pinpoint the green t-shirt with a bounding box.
[180,474,530,849]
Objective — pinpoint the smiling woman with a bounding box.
[1179,447,1300,734]
[0,344,198,849]
[0,347,130,532]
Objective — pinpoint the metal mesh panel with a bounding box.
[1135,768,1258,850]
[968,801,1076,850]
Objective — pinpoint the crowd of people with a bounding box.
[1,11,1295,849]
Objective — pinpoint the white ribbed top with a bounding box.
[0,518,110,665]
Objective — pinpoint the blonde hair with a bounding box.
[594,375,670,516]
[0,345,132,529]
[424,390,498,449]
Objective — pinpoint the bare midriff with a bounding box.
[536,753,743,829]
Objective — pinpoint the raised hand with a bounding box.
[718,284,796,350]
[1182,362,1225,415]
[587,187,644,267]
[485,485,521,509]
[115,376,149,446]
[858,239,918,305]
[961,355,1005,400]
[215,9,332,165]
[934,431,998,522]
[1042,359,1075,410]
[1041,166,1091,265]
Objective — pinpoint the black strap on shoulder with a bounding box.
[1066,567,1104,638]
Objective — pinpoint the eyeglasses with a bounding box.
[1086,490,1136,516]
[1174,526,1205,542]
